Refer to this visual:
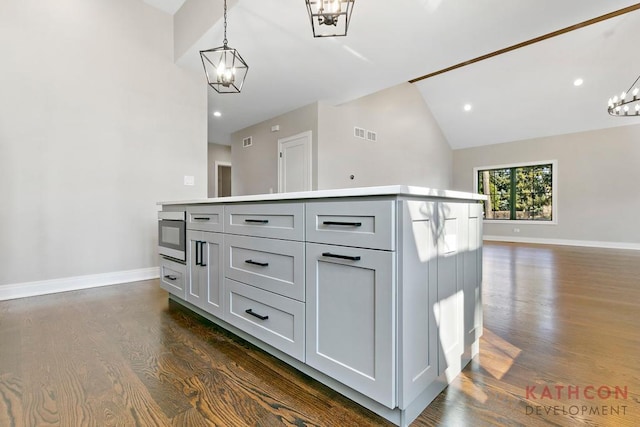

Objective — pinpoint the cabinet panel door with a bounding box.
[187,230,224,318]
[202,232,224,317]
[187,230,205,306]
[436,203,467,379]
[398,200,438,408]
[305,243,395,409]
[464,204,483,351]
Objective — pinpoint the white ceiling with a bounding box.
[142,0,185,15]
[144,0,640,149]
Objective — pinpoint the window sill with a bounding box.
[483,219,557,225]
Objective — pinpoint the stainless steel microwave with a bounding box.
[158,211,186,262]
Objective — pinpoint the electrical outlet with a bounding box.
[513,228,520,233]
[184,175,195,186]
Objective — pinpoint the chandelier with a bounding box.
[305,0,355,38]
[607,74,640,116]
[200,0,248,94]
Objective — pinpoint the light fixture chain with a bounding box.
[223,0,228,46]
[626,74,640,95]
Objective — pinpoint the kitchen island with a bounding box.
[158,185,485,427]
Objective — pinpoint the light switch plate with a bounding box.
[184,175,195,186]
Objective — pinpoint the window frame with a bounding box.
[473,160,558,225]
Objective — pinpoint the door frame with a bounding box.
[277,130,313,193]
[213,161,232,197]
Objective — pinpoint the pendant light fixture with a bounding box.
[305,0,355,38]
[200,0,248,93]
[607,74,640,116]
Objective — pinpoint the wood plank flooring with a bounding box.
[1,242,639,426]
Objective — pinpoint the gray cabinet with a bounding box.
[398,200,482,407]
[159,257,186,299]
[398,200,438,408]
[435,203,466,379]
[224,234,305,301]
[187,205,224,233]
[160,189,484,427]
[224,278,305,361]
[305,243,396,409]
[464,203,483,359]
[187,230,224,317]
[306,199,395,250]
[224,202,304,240]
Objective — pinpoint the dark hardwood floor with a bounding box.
[1,242,639,426]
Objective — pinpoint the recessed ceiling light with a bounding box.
[463,104,472,112]
[573,78,584,87]
[213,111,222,117]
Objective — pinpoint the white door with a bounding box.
[278,131,312,193]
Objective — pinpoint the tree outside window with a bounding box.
[477,163,553,221]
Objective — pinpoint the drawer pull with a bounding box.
[195,241,207,267]
[164,275,177,281]
[322,221,362,227]
[193,217,211,221]
[322,252,361,261]
[245,219,269,224]
[245,259,269,267]
[245,309,269,320]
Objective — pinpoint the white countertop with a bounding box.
[158,185,486,206]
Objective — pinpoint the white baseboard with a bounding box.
[484,235,640,251]
[0,267,160,301]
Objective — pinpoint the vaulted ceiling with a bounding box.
[143,0,640,149]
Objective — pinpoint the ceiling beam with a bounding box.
[409,4,640,84]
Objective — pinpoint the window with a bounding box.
[476,162,555,222]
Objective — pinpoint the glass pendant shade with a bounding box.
[306,0,355,37]
[200,45,249,94]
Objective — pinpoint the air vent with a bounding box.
[366,130,377,142]
[242,136,253,147]
[354,127,366,139]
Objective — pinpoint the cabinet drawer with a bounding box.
[187,205,224,232]
[306,199,395,250]
[225,278,305,361]
[225,203,304,240]
[225,235,305,301]
[159,258,186,299]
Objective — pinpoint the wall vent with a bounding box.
[366,130,377,142]
[242,136,253,147]
[354,127,366,139]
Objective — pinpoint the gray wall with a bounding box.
[231,103,319,196]
[0,0,207,286]
[207,143,232,197]
[230,83,452,196]
[452,124,640,245]
[317,83,452,190]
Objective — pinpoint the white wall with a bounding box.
[174,0,237,62]
[317,83,452,190]
[231,103,319,196]
[229,83,452,196]
[0,0,207,287]
[452,124,640,247]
